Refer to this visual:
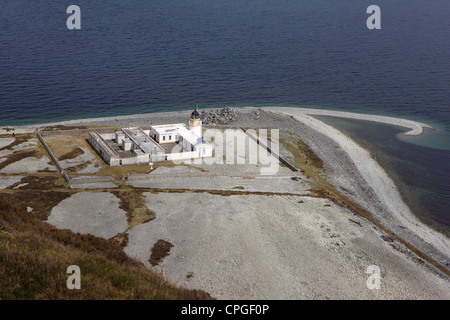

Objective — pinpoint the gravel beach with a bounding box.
[14,106,449,299]
[125,192,449,299]
[263,107,449,273]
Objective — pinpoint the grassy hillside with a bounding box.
[0,196,212,300]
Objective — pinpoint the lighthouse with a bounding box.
[189,108,202,140]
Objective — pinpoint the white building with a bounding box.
[88,109,213,166]
[149,109,212,161]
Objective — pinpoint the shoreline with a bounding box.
[263,107,449,269]
[5,110,196,129]
[283,107,435,136]
[4,105,434,133]
[3,106,449,288]
[312,114,450,238]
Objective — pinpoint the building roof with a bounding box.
[151,123,185,135]
[151,123,206,147]
[122,128,164,154]
[190,109,200,119]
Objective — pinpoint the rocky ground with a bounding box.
[124,192,449,299]
[1,106,449,300]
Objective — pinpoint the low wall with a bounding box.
[37,132,70,183]
[39,127,116,137]
[240,128,298,172]
[69,175,114,185]
[100,132,116,140]
[166,151,199,161]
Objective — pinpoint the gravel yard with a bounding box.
[124,192,450,299]
[128,174,311,195]
[46,192,128,239]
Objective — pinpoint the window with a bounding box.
[163,136,166,141]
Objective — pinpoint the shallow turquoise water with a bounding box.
[315,115,450,236]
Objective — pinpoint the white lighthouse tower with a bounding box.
[189,107,203,141]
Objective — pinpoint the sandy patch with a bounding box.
[46,192,128,239]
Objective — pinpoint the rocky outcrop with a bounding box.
[200,107,238,125]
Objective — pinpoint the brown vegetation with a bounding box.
[1,190,71,221]
[280,131,323,169]
[0,133,34,152]
[0,149,39,171]
[8,175,66,190]
[58,147,84,161]
[41,125,87,131]
[149,240,174,267]
[43,134,90,160]
[0,196,212,299]
[112,190,156,230]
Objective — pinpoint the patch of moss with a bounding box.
[149,239,174,267]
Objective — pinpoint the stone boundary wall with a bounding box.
[39,127,115,137]
[69,175,115,185]
[39,129,115,185]
[37,132,70,183]
[37,127,214,187]
[240,127,298,172]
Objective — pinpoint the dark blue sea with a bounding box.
[0,1,449,234]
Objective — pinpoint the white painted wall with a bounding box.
[100,133,116,140]
[166,151,199,161]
